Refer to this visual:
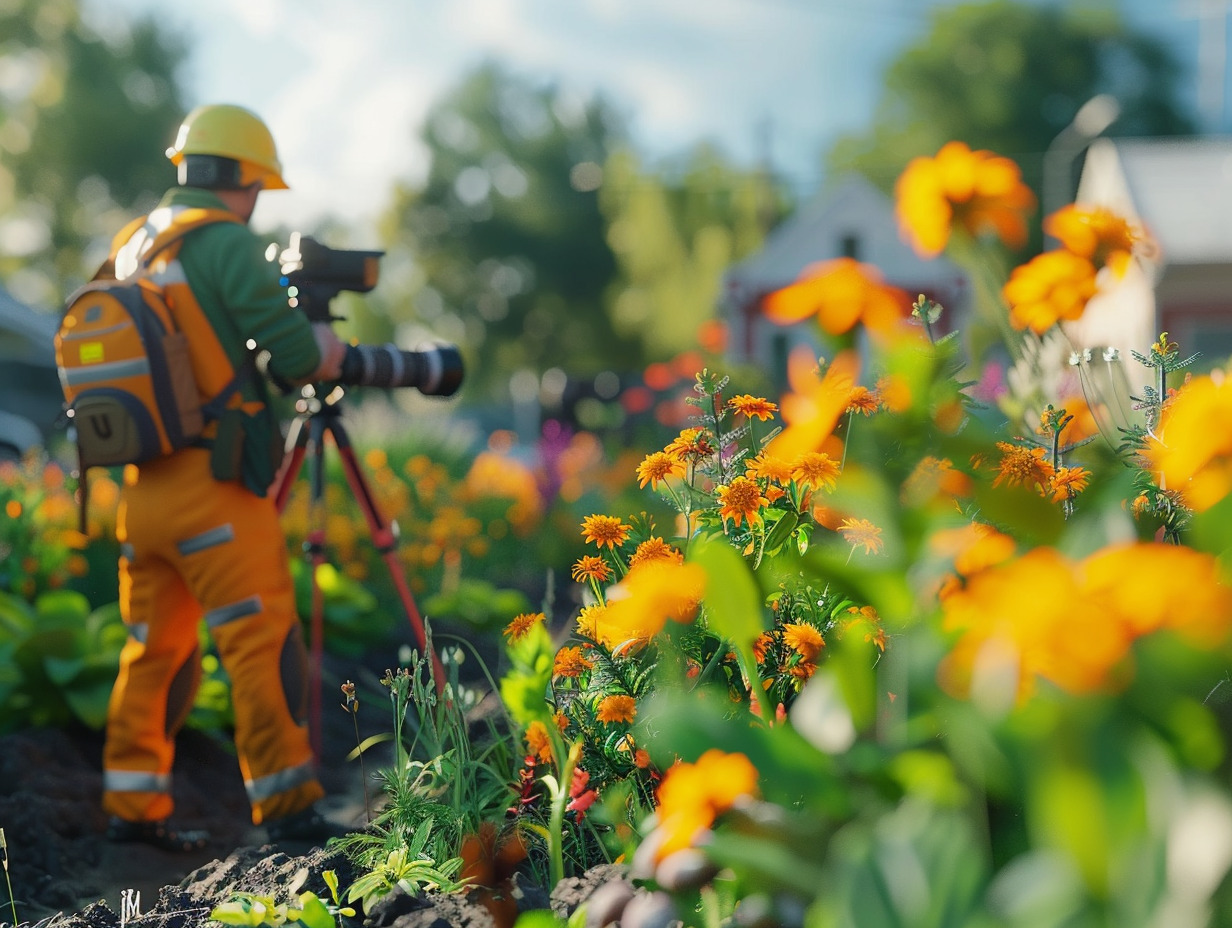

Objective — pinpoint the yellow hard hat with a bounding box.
[166,103,288,190]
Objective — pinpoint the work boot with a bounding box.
[106,816,210,852]
[265,804,345,845]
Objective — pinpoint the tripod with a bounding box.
[271,383,445,759]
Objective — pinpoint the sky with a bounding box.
[85,0,1214,246]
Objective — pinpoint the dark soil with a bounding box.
[0,665,625,928]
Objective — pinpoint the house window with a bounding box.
[839,234,860,261]
[771,333,789,396]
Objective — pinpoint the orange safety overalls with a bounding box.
[100,205,323,825]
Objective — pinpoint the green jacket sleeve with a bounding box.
[180,221,322,383]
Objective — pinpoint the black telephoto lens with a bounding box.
[337,343,464,396]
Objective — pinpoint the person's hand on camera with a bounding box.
[309,323,347,381]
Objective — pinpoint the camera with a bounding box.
[276,233,464,397]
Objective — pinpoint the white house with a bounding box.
[1070,136,1232,365]
[721,174,970,386]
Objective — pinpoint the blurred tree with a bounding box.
[827,1,1195,212]
[377,61,642,403]
[600,144,787,362]
[1,0,187,307]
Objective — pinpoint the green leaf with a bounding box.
[690,536,767,669]
[295,893,336,928]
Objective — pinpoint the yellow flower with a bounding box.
[716,476,769,528]
[992,441,1055,495]
[895,141,1035,257]
[553,646,594,678]
[654,750,759,860]
[1044,204,1146,277]
[1002,250,1099,334]
[744,452,793,484]
[596,694,637,724]
[782,623,824,661]
[763,257,909,338]
[767,348,860,463]
[727,395,778,421]
[571,555,613,584]
[575,604,607,640]
[1048,466,1091,503]
[629,536,682,568]
[580,514,632,550]
[524,720,554,763]
[636,451,686,489]
[791,452,841,492]
[504,612,544,642]
[838,518,883,555]
[1143,374,1232,512]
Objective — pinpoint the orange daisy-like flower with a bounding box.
[571,555,612,584]
[596,694,637,724]
[601,560,707,650]
[629,536,682,568]
[792,451,841,491]
[553,645,594,678]
[580,513,632,550]
[524,720,554,763]
[901,456,972,506]
[1143,374,1232,512]
[782,622,824,661]
[636,451,686,489]
[716,476,769,528]
[767,348,860,463]
[1044,204,1146,277]
[665,427,715,462]
[1002,250,1099,334]
[728,395,779,421]
[1048,466,1091,503]
[654,750,759,860]
[895,140,1036,257]
[992,441,1055,495]
[846,385,880,416]
[838,518,883,555]
[843,605,887,651]
[763,257,910,338]
[745,451,794,484]
[504,611,544,642]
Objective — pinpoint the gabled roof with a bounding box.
[723,173,967,305]
[1077,136,1232,265]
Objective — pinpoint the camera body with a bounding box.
[277,233,464,397]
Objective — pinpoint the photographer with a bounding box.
[101,103,345,850]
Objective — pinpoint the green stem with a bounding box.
[548,741,582,888]
[700,884,722,928]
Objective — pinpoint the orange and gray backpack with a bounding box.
[55,206,246,520]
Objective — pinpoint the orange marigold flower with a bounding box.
[1003,250,1099,334]
[895,141,1035,257]
[637,451,686,489]
[728,395,778,421]
[1044,204,1146,277]
[596,694,637,724]
[504,612,544,642]
[654,750,759,860]
[846,385,880,416]
[601,560,707,650]
[782,622,824,661]
[629,536,682,568]
[844,605,887,651]
[752,631,774,663]
[665,427,715,461]
[554,645,595,678]
[571,555,612,584]
[1143,374,1232,512]
[1048,466,1091,502]
[901,456,972,506]
[792,451,841,491]
[787,661,818,681]
[580,513,632,550]
[838,518,883,555]
[768,348,860,463]
[524,720,554,763]
[745,452,794,484]
[763,257,910,338]
[993,441,1055,495]
[717,476,769,528]
[1131,494,1151,517]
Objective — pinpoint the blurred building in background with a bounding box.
[1071,136,1232,365]
[719,174,970,390]
[0,289,62,458]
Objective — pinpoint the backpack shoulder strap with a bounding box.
[142,208,243,268]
